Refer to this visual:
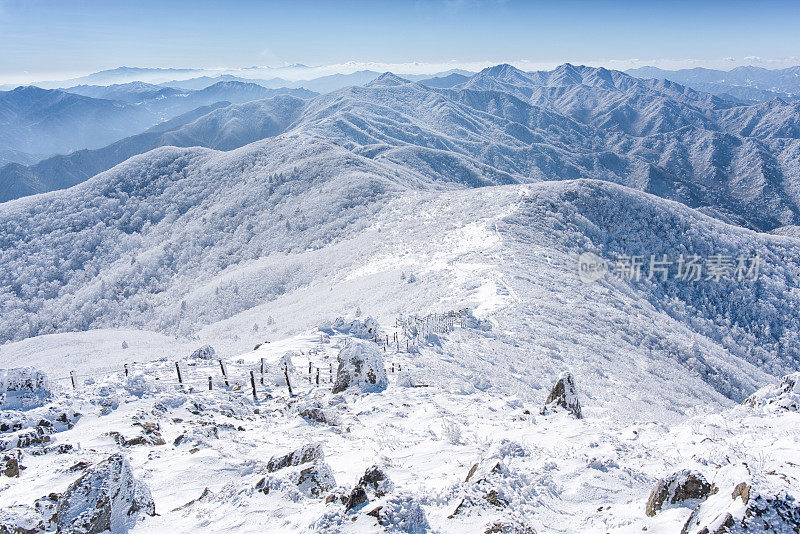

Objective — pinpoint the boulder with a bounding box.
[0,368,51,410]
[344,485,368,511]
[266,442,324,472]
[56,453,155,534]
[299,405,340,426]
[332,340,388,394]
[292,462,336,499]
[645,470,715,517]
[358,465,394,497]
[744,372,800,412]
[1,449,21,477]
[541,372,582,419]
[189,345,215,360]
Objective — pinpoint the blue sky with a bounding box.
[1,0,799,82]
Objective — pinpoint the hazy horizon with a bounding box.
[2,0,799,85]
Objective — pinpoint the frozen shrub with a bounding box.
[332,340,388,394]
[190,345,216,360]
[0,367,51,410]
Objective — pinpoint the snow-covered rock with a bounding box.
[645,469,715,516]
[331,340,388,394]
[541,371,582,419]
[0,367,51,410]
[189,344,216,360]
[681,480,800,533]
[744,372,800,412]
[55,453,155,534]
[266,442,324,472]
[290,462,336,499]
[358,465,394,498]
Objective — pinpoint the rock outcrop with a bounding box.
[541,372,582,419]
[266,443,324,472]
[55,453,155,534]
[744,372,800,412]
[646,470,715,517]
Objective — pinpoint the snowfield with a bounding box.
[2,64,800,532]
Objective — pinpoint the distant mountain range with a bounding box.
[627,65,800,103]
[4,63,800,233]
[0,82,317,167]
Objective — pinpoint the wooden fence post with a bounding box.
[124,363,129,376]
[70,371,76,389]
[175,362,183,386]
[260,358,265,385]
[208,376,213,391]
[219,359,229,387]
[284,364,293,396]
[315,368,320,386]
[250,370,258,401]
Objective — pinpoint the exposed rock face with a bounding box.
[55,453,155,534]
[1,449,21,477]
[744,372,800,411]
[266,443,324,472]
[0,368,51,410]
[646,470,715,517]
[331,340,388,394]
[541,372,582,418]
[345,485,368,511]
[358,465,394,497]
[189,345,216,360]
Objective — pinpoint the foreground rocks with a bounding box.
[331,340,388,394]
[541,372,582,419]
[56,453,155,533]
[681,479,800,533]
[646,470,715,516]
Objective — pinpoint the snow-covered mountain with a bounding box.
[7,63,800,232]
[3,63,800,533]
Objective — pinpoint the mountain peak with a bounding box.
[474,63,532,85]
[365,72,411,87]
